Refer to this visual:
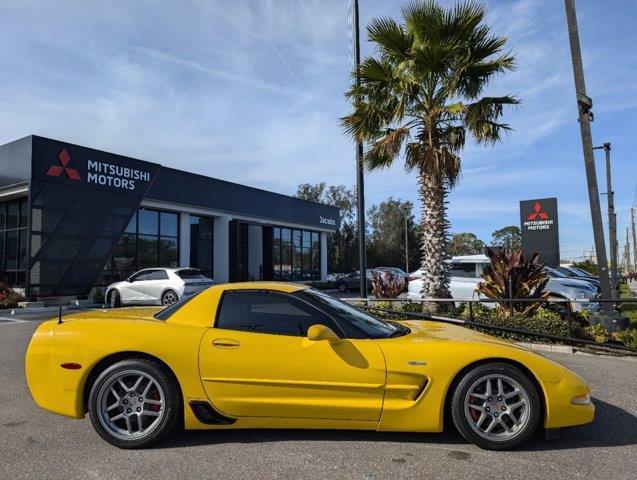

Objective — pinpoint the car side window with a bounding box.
[450,263,477,278]
[130,271,152,282]
[215,290,341,337]
[147,270,169,280]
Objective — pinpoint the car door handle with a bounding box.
[212,338,241,349]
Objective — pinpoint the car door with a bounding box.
[198,289,386,421]
[141,269,170,303]
[120,270,153,303]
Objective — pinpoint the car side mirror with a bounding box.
[307,324,342,346]
[126,276,134,283]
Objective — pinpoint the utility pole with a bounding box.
[594,142,617,297]
[626,226,631,275]
[564,0,612,308]
[352,0,368,297]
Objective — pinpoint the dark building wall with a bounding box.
[0,136,31,187]
[146,167,339,231]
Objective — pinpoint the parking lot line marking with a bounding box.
[0,316,28,324]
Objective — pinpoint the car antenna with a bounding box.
[58,304,63,324]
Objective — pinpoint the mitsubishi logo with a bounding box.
[527,201,549,221]
[46,148,80,180]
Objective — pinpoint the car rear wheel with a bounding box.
[88,359,180,449]
[451,363,541,450]
[109,290,121,308]
[161,290,178,306]
[337,282,348,293]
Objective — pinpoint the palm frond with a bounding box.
[367,17,412,61]
[364,127,411,170]
[464,95,520,144]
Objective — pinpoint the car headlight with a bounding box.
[577,291,588,299]
[571,394,591,405]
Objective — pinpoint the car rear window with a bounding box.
[176,269,210,280]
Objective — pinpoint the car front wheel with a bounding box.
[451,362,541,450]
[337,282,348,293]
[109,290,121,308]
[88,359,180,449]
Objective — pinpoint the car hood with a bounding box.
[396,319,527,349]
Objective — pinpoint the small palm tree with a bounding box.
[342,0,518,311]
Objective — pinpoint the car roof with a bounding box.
[449,254,489,264]
[212,281,307,293]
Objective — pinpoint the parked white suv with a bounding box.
[406,255,598,312]
[106,268,214,308]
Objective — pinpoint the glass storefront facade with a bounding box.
[0,198,28,287]
[102,207,179,283]
[190,215,214,276]
[272,226,320,281]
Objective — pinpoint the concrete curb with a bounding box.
[0,303,105,316]
[516,342,574,354]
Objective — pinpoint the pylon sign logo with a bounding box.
[523,200,554,231]
[527,201,550,221]
[46,148,81,181]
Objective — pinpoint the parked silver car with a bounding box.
[106,268,214,308]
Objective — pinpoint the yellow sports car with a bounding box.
[25,282,594,450]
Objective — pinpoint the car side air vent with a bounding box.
[189,400,237,425]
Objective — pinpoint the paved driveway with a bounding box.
[1,318,635,480]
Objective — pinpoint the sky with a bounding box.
[0,0,636,261]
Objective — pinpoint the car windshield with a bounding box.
[555,266,576,277]
[544,267,567,278]
[299,288,403,339]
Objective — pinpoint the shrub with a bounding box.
[93,287,105,304]
[399,302,424,313]
[584,324,610,344]
[305,281,333,290]
[616,329,637,349]
[0,283,26,309]
[477,247,550,317]
[371,271,405,299]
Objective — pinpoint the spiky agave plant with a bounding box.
[476,247,550,317]
[341,1,518,312]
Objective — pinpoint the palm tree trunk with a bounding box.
[418,169,451,312]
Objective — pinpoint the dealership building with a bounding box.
[0,136,339,300]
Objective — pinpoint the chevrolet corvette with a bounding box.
[25,282,594,450]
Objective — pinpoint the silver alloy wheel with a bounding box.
[463,373,531,442]
[96,369,165,441]
[163,291,178,306]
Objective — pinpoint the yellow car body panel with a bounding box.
[25,282,594,434]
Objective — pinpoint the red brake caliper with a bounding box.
[149,391,161,412]
[468,395,480,421]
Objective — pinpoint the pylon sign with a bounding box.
[520,197,560,266]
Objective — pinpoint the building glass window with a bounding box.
[0,198,28,287]
[271,226,321,281]
[190,216,214,277]
[104,208,179,281]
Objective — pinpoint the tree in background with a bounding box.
[448,232,485,256]
[341,1,517,310]
[295,183,359,273]
[571,259,598,275]
[367,197,420,272]
[491,226,521,252]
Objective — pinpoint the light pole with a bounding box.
[404,206,409,273]
[564,0,612,309]
[593,142,617,298]
[352,0,368,297]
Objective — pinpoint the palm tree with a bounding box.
[342,0,518,311]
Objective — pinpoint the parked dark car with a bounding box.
[548,266,600,293]
[335,269,374,293]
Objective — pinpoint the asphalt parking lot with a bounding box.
[1,314,635,480]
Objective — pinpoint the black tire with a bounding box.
[451,362,541,450]
[109,290,121,308]
[88,359,180,449]
[337,282,348,293]
[161,290,179,306]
